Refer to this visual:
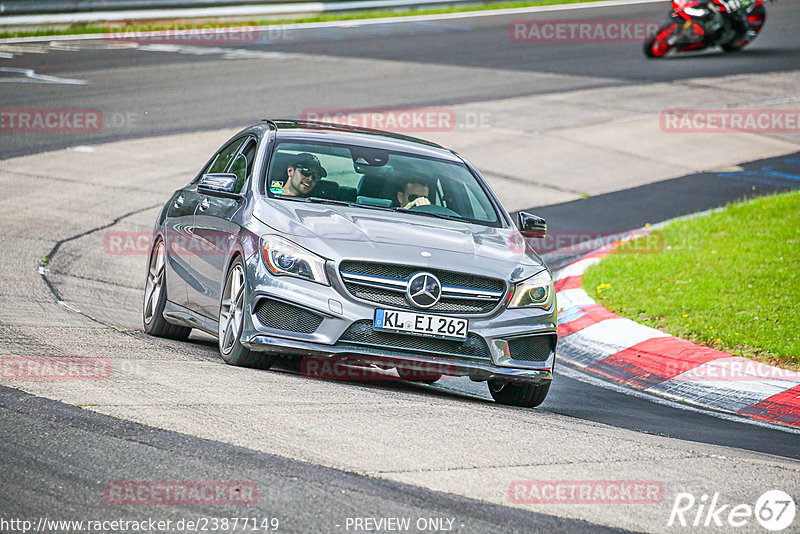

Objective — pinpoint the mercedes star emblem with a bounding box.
[406,272,442,309]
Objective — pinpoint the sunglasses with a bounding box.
[296,167,321,181]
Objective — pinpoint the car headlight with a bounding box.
[261,235,329,285]
[508,270,553,309]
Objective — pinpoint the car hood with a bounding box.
[252,200,546,282]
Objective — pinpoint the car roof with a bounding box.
[261,119,463,163]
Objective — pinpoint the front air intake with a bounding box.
[507,335,555,362]
[253,299,323,334]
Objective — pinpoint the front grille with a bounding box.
[340,261,504,290]
[339,261,505,315]
[348,286,497,314]
[338,320,491,360]
[253,298,323,334]
[507,335,555,362]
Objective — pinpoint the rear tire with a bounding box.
[218,257,274,369]
[721,42,744,52]
[143,239,191,340]
[488,379,550,408]
[722,5,766,52]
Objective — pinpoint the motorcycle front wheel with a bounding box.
[644,22,678,58]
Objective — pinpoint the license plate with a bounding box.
[373,309,468,341]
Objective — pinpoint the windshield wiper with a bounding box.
[273,195,353,207]
[287,196,401,214]
[303,196,353,207]
[306,197,400,213]
[394,208,468,223]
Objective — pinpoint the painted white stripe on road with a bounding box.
[137,44,296,60]
[580,317,669,347]
[558,318,667,368]
[556,288,594,310]
[0,67,87,84]
[0,43,51,54]
[650,378,797,413]
[555,256,601,280]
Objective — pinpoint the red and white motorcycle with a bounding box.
[644,0,770,58]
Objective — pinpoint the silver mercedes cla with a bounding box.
[144,120,557,407]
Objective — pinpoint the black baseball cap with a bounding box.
[290,153,327,177]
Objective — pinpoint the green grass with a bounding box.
[0,0,612,40]
[582,191,800,370]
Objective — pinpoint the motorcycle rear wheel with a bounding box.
[721,4,766,52]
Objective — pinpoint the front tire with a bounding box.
[218,257,274,369]
[143,239,191,340]
[488,379,550,408]
[644,23,677,58]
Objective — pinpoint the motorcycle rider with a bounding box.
[709,0,749,37]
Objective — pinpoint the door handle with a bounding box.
[174,195,184,208]
[199,198,210,211]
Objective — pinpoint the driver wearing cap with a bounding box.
[281,153,327,197]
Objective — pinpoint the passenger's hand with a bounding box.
[404,196,431,209]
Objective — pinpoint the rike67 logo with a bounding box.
[668,490,796,531]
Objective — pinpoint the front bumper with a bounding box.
[241,333,553,384]
[239,252,557,385]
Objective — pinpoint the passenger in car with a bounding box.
[281,153,327,197]
[397,179,431,209]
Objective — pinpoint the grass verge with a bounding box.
[1,0,623,40]
[582,191,800,371]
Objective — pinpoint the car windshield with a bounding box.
[265,141,500,226]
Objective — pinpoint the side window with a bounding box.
[205,137,247,176]
[227,138,257,194]
[242,138,257,178]
[229,154,247,193]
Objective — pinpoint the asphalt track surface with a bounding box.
[0,385,625,534]
[1,0,799,158]
[1,1,800,532]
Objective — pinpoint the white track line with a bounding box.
[0,66,87,84]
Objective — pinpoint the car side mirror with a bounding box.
[518,211,547,238]
[198,173,242,200]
